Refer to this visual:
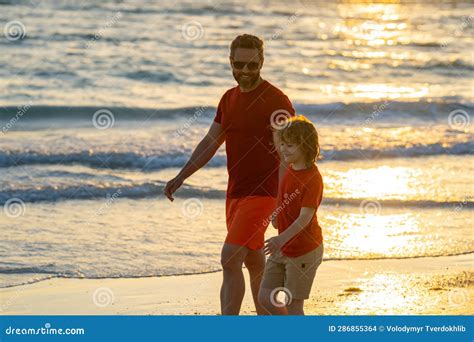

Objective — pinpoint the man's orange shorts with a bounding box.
[225,195,276,250]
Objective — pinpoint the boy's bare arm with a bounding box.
[264,207,315,255]
[278,207,315,243]
[164,121,225,201]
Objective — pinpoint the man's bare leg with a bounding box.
[220,243,248,315]
[244,248,267,315]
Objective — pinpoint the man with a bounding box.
[164,34,295,315]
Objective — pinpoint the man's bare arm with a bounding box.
[164,122,225,201]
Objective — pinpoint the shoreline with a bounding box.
[1,254,472,315]
[2,251,474,290]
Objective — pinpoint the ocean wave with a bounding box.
[0,265,58,275]
[1,101,472,122]
[421,59,474,71]
[0,182,222,204]
[0,151,225,170]
[120,70,178,83]
[320,141,474,160]
[0,141,472,170]
[1,182,473,209]
[0,105,216,120]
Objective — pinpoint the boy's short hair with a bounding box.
[278,115,320,166]
[230,34,264,60]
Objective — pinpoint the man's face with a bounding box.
[230,48,263,89]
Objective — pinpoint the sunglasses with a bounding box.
[231,60,260,70]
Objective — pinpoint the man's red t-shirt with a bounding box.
[214,80,295,199]
[276,164,324,257]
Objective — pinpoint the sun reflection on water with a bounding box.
[325,166,423,200]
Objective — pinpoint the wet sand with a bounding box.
[1,253,472,315]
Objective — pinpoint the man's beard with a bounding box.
[233,70,260,89]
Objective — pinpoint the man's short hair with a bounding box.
[230,34,264,60]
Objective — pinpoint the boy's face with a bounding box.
[280,141,305,165]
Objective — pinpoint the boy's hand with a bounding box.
[163,176,184,201]
[264,235,285,256]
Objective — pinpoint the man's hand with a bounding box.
[163,176,184,201]
[163,121,225,202]
[264,235,286,256]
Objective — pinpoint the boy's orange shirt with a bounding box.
[276,164,324,257]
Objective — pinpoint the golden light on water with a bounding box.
[327,0,434,100]
[343,83,429,99]
[334,213,420,257]
[326,166,422,200]
[337,1,403,46]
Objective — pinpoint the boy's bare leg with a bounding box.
[258,288,288,315]
[244,248,267,315]
[220,243,248,315]
[286,298,305,315]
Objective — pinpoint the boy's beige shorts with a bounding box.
[261,243,324,300]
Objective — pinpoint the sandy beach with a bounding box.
[1,253,472,316]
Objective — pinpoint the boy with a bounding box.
[258,115,324,315]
